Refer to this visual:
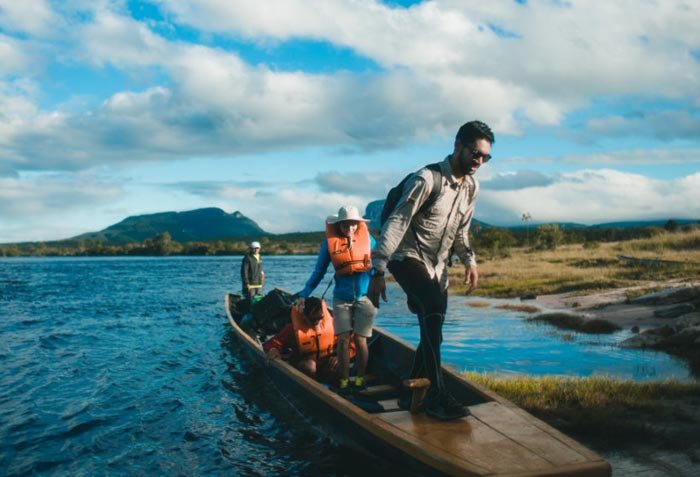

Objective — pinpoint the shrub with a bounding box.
[534,224,564,250]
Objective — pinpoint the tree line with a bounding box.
[1,220,694,258]
[0,232,323,257]
[471,220,697,259]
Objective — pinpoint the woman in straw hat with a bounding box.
[296,205,378,394]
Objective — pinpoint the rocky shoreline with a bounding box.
[526,282,700,476]
[533,281,700,366]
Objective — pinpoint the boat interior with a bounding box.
[227,290,611,477]
[228,290,490,414]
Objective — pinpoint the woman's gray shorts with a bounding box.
[332,296,377,338]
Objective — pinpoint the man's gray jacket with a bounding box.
[372,156,478,290]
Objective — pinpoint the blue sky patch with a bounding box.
[487,23,522,39]
[380,0,424,7]
[220,37,381,73]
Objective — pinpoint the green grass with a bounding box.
[624,286,666,302]
[464,373,700,448]
[449,229,700,298]
[494,304,540,313]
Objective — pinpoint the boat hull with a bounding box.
[224,292,611,477]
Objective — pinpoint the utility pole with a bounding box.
[521,212,532,247]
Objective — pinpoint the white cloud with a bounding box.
[251,187,371,232]
[501,147,700,165]
[143,168,700,235]
[0,0,55,35]
[0,173,125,242]
[314,170,394,196]
[160,177,377,233]
[586,111,700,141]
[156,0,469,68]
[478,169,700,226]
[0,1,697,176]
[481,170,555,191]
[0,34,28,75]
[1,1,700,242]
[79,9,169,67]
[3,167,699,243]
[0,41,504,173]
[157,1,700,106]
[0,174,123,216]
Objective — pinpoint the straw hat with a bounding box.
[325,205,370,225]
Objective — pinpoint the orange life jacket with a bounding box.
[291,301,335,361]
[326,221,372,276]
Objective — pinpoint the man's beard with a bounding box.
[458,156,477,176]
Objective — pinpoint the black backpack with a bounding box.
[380,163,442,227]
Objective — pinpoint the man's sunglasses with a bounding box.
[468,149,491,163]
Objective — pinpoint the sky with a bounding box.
[1,0,699,243]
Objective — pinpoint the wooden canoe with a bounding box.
[224,292,611,477]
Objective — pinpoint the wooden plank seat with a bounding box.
[377,398,402,412]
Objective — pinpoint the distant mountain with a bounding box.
[509,219,699,229]
[507,222,588,229]
[38,203,700,248]
[592,219,700,228]
[73,208,266,244]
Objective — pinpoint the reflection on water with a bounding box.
[0,255,695,477]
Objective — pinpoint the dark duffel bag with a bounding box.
[251,288,295,336]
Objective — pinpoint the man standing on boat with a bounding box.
[241,241,264,298]
[368,120,494,420]
[297,205,377,395]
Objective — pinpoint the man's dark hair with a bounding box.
[456,120,495,147]
[304,297,323,322]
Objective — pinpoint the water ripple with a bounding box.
[0,256,695,477]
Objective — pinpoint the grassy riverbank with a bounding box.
[450,229,700,297]
[464,373,700,460]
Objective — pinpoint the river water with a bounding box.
[0,256,696,476]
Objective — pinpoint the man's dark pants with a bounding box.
[387,257,448,397]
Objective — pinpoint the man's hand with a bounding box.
[294,296,305,313]
[368,276,387,308]
[464,264,479,294]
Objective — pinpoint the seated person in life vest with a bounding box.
[263,297,354,382]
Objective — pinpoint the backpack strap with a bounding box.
[410,163,443,265]
[465,174,479,203]
[416,163,443,216]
